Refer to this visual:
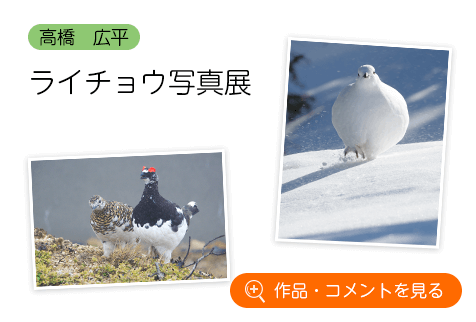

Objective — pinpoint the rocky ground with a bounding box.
[34,228,227,287]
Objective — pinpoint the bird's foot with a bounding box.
[148,262,165,281]
[355,145,366,159]
[344,146,353,157]
[175,257,184,268]
[344,146,366,159]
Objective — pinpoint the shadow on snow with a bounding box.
[281,159,366,194]
[290,218,438,246]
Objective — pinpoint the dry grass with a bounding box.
[34,228,221,287]
[172,238,227,278]
[85,237,228,277]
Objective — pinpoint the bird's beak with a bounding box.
[140,172,147,179]
[364,72,369,78]
[91,204,98,210]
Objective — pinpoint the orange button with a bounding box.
[230,273,461,308]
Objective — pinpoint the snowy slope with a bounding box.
[278,141,443,246]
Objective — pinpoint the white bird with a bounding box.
[332,65,409,160]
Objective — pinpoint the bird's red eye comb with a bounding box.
[142,166,146,171]
[149,167,156,172]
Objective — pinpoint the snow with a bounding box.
[278,141,443,246]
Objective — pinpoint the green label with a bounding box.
[28,24,140,50]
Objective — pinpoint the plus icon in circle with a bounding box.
[245,280,265,303]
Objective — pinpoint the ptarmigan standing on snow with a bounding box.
[132,166,193,263]
[332,65,409,160]
[89,195,137,257]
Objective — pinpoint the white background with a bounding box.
[2,1,475,320]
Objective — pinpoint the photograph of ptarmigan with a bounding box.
[29,151,227,285]
[278,39,450,247]
[89,195,136,257]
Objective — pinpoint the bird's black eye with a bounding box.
[358,73,360,76]
[373,71,375,74]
